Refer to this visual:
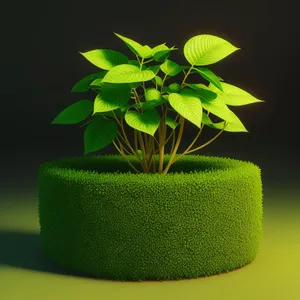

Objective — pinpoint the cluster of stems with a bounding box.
[110,55,226,174]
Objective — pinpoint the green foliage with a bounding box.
[51,100,93,124]
[183,34,240,66]
[168,89,203,128]
[84,115,118,155]
[52,32,264,167]
[125,109,161,136]
[80,49,128,70]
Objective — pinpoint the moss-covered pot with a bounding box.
[38,154,263,281]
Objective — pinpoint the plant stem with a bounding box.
[112,140,141,173]
[138,131,149,173]
[162,116,185,175]
[183,125,226,155]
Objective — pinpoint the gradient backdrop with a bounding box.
[1,0,299,299]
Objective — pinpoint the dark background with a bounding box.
[1,0,299,193]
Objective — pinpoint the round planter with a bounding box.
[38,154,263,281]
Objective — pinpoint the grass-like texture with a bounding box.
[38,154,263,281]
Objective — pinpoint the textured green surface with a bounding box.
[37,154,263,281]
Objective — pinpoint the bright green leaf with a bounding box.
[151,43,174,62]
[132,98,165,111]
[201,95,237,123]
[93,83,131,113]
[165,115,179,129]
[51,100,93,124]
[160,59,189,76]
[208,82,264,106]
[145,88,162,101]
[147,65,160,75]
[202,112,247,132]
[71,72,106,92]
[168,83,181,93]
[79,49,128,70]
[193,67,223,91]
[154,76,163,86]
[186,83,217,101]
[168,90,202,128]
[94,105,130,119]
[102,64,155,83]
[114,33,153,58]
[183,34,240,66]
[125,109,160,136]
[84,115,118,155]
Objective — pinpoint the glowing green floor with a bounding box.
[0,187,299,300]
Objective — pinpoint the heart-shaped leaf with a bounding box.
[193,67,223,91]
[102,64,156,83]
[168,89,202,128]
[183,34,240,66]
[208,82,264,106]
[71,72,107,92]
[84,115,118,155]
[125,109,161,136]
[80,49,128,70]
[93,83,131,113]
[51,100,93,124]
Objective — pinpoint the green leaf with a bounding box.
[132,98,165,111]
[165,115,179,129]
[151,43,175,62]
[151,43,169,55]
[160,59,189,76]
[79,49,128,70]
[145,88,162,101]
[71,72,107,92]
[215,120,247,132]
[125,109,161,136]
[102,64,155,83]
[168,82,181,93]
[162,94,169,101]
[201,92,247,130]
[154,76,163,86]
[128,60,147,70]
[84,115,118,155]
[147,65,160,75]
[129,82,141,89]
[89,78,105,88]
[208,82,264,106]
[183,34,240,66]
[114,33,153,58]
[93,83,131,113]
[186,83,217,101]
[193,67,223,91]
[201,95,237,123]
[51,100,93,124]
[94,105,130,119]
[202,112,247,132]
[168,90,202,128]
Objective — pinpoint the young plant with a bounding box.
[51,32,264,174]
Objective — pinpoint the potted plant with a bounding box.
[38,32,264,281]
